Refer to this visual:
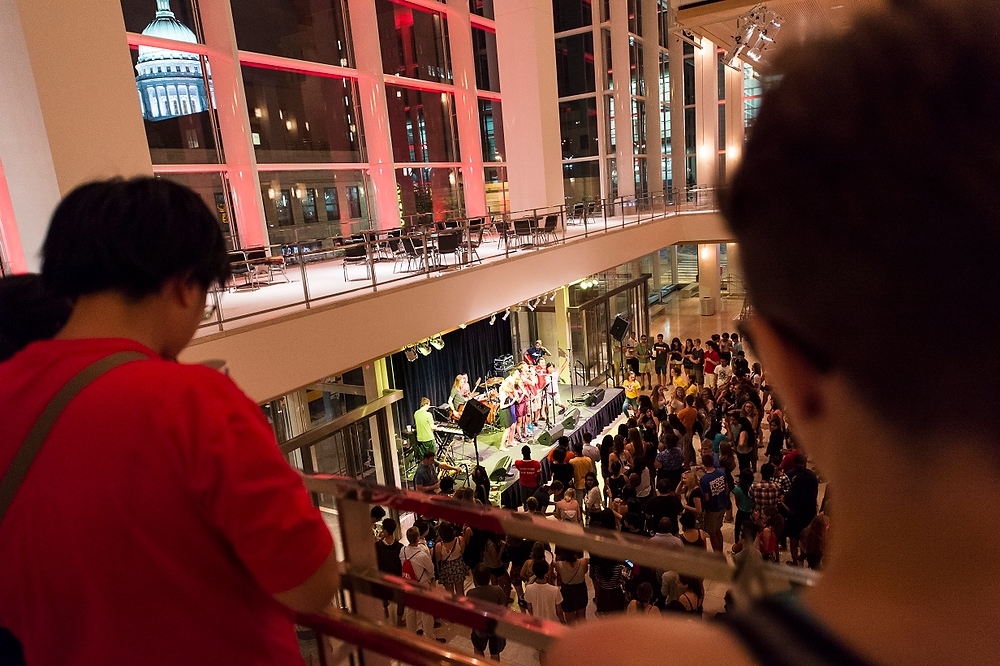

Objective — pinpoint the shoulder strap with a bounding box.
[0,351,147,525]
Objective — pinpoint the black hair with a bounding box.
[723,0,1000,439]
[381,518,397,535]
[370,506,387,521]
[760,463,775,481]
[473,563,492,587]
[439,476,455,494]
[41,177,230,299]
[679,511,697,530]
[0,274,72,362]
[438,522,456,542]
[656,477,671,495]
[532,558,550,580]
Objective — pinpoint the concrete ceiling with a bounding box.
[676,0,886,72]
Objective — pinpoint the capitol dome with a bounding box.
[134,0,210,122]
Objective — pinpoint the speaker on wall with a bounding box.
[458,398,490,438]
[610,315,630,342]
[584,388,605,407]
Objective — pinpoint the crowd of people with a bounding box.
[371,327,828,661]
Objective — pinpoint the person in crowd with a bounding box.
[433,522,468,598]
[554,488,581,523]
[532,480,562,515]
[650,517,683,549]
[608,436,632,476]
[665,574,703,615]
[703,340,721,390]
[598,434,615,480]
[465,563,508,661]
[413,450,460,494]
[622,371,642,415]
[677,469,703,524]
[654,430,684,491]
[400,527,443,641]
[676,395,699,465]
[749,463,780,515]
[0,274,71,363]
[756,509,781,564]
[569,440,595,512]
[0,178,340,665]
[550,446,576,491]
[652,334,670,387]
[524,560,564,624]
[734,414,757,473]
[783,454,820,566]
[583,472,604,525]
[375,518,404,626]
[634,334,652,390]
[799,513,830,571]
[730,521,761,565]
[627,582,661,616]
[678,511,708,550]
[732,468,754,548]
[644,477,683,536]
[472,465,492,506]
[714,356,733,388]
[581,431,602,469]
[553,548,589,624]
[689,339,705,387]
[699,454,729,553]
[514,445,541,508]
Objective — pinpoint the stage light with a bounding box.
[417,341,432,356]
[502,308,510,321]
[459,323,467,329]
[489,314,497,325]
[430,335,445,350]
[527,299,536,311]
[405,346,418,362]
[549,291,556,303]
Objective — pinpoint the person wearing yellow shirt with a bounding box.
[622,372,641,415]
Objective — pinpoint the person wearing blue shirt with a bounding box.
[699,454,729,553]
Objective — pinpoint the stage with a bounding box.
[438,385,625,508]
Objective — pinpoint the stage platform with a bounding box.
[441,385,624,508]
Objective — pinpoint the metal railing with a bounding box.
[295,472,817,666]
[200,188,721,334]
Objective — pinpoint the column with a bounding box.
[494,0,564,211]
[609,0,634,200]
[669,245,679,285]
[651,251,662,293]
[553,286,572,383]
[347,0,401,229]
[698,243,720,314]
[667,7,686,198]
[725,59,745,172]
[0,0,152,271]
[447,0,487,218]
[199,1,268,248]
[642,0,663,198]
[694,36,719,188]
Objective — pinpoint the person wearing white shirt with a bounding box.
[399,527,443,641]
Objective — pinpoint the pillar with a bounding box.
[199,0,268,248]
[447,0,487,218]
[694,36,719,188]
[667,6,686,197]
[698,243,720,314]
[669,245,679,285]
[651,251,662,292]
[364,360,401,488]
[725,58,745,175]
[609,0,634,200]
[642,0,663,198]
[494,0,564,211]
[0,0,152,271]
[347,0,402,229]
[554,286,572,383]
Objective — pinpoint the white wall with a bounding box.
[181,212,734,402]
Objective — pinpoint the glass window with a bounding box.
[634,156,647,196]
[555,33,596,97]
[154,171,235,249]
[605,94,615,152]
[472,28,500,92]
[657,0,669,49]
[484,166,509,213]
[632,98,646,154]
[386,86,459,163]
[563,160,601,204]
[395,167,464,223]
[131,48,220,164]
[627,0,642,36]
[242,66,363,164]
[478,100,505,162]
[629,37,645,96]
[606,156,618,199]
[469,0,494,20]
[718,104,726,149]
[560,97,599,160]
[259,169,372,243]
[121,0,201,40]
[683,51,695,106]
[376,0,452,84]
[553,0,593,33]
[231,0,352,67]
[603,28,613,91]
[684,107,696,152]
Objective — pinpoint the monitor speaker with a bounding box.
[610,315,630,342]
[584,388,605,407]
[535,431,552,449]
[458,399,490,438]
[561,408,580,430]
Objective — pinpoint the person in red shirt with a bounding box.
[703,340,721,390]
[0,178,339,666]
[514,445,542,509]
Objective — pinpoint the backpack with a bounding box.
[401,552,418,581]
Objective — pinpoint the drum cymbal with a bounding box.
[485,377,504,386]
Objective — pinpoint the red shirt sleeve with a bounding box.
[184,368,333,595]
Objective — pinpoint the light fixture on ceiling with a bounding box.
[417,341,432,356]
[727,4,783,70]
[430,335,445,350]
[502,308,511,321]
[489,313,497,325]
[459,322,467,329]
[527,299,536,312]
[405,346,418,362]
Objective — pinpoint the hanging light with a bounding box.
[489,314,497,325]
[417,341,432,356]
[430,335,445,350]
[502,308,511,321]
[459,323,467,329]
[405,346,418,362]
[527,299,536,312]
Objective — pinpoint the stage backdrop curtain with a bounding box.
[389,317,513,427]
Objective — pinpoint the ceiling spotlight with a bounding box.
[459,323,467,329]
[489,314,497,325]
[549,292,556,303]
[527,299,536,312]
[502,308,511,321]
[430,335,445,350]
[405,346,418,362]
[417,341,432,356]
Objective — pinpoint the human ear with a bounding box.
[741,317,824,422]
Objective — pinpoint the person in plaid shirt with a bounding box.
[772,465,792,498]
[749,463,780,514]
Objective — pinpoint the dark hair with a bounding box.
[438,522,456,542]
[439,476,455,494]
[583,431,593,443]
[552,447,566,463]
[738,468,753,495]
[557,436,569,448]
[679,510,697,530]
[422,450,435,460]
[521,445,532,458]
[656,477,671,495]
[701,453,714,468]
[381,518,397,535]
[473,563,492,587]
[657,517,675,535]
[532,558,550,580]
[524,496,539,513]
[610,461,622,476]
[760,463,775,481]
[0,274,72,362]
[370,506,387,521]
[723,0,1000,438]
[636,582,653,605]
[42,178,230,299]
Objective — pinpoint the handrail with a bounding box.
[302,473,819,589]
[201,187,722,334]
[278,390,404,455]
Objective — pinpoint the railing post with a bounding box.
[295,228,311,310]
[365,234,377,293]
[422,224,431,276]
[466,217,473,268]
[211,287,224,332]
[603,197,608,233]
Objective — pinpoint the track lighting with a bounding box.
[489,314,497,325]
[417,341,432,356]
[405,346,418,362]
[502,308,510,321]
[430,335,445,350]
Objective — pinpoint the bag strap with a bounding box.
[0,351,148,525]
